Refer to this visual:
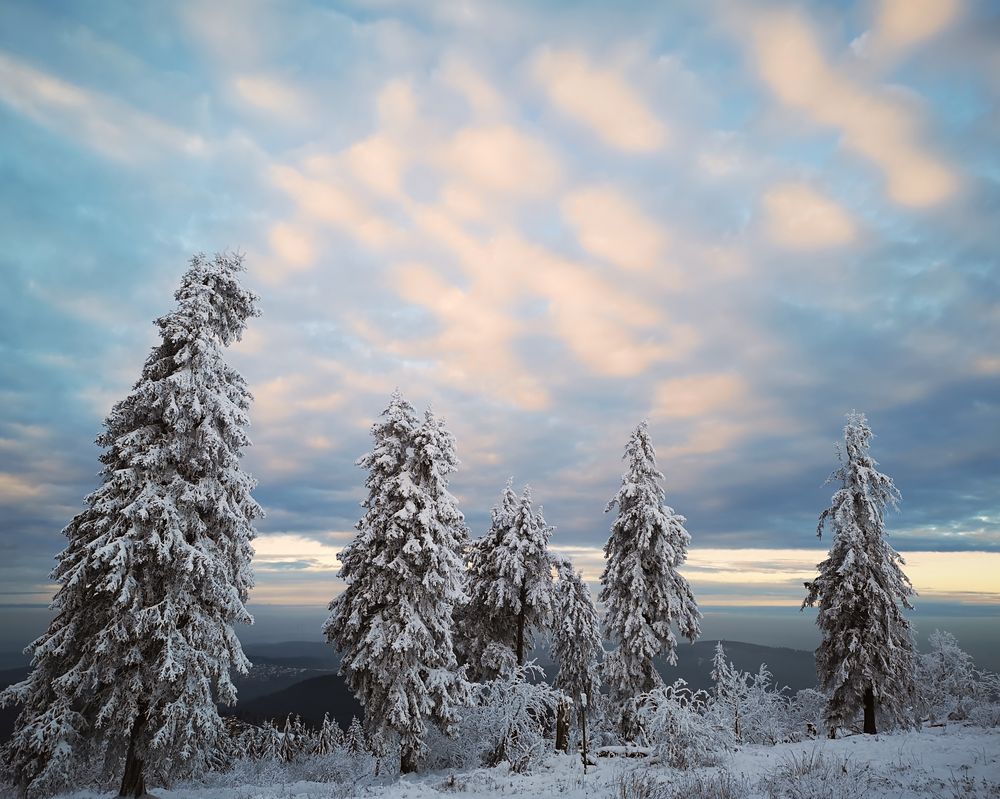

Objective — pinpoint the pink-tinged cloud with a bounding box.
[746,10,959,207]
[532,47,667,153]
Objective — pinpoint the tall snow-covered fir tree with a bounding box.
[550,559,603,738]
[600,421,701,741]
[459,482,555,680]
[803,411,917,736]
[323,396,470,774]
[0,252,261,798]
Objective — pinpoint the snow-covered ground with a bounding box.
[49,724,999,799]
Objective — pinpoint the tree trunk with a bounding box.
[118,716,147,798]
[515,587,527,665]
[400,745,418,774]
[579,706,588,775]
[863,685,877,734]
[555,699,570,753]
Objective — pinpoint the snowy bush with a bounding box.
[615,767,750,799]
[459,662,562,773]
[709,643,790,744]
[638,680,730,769]
[760,750,877,799]
[190,748,373,797]
[917,629,1000,724]
[785,689,828,740]
[968,703,1000,729]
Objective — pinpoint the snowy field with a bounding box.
[47,724,999,799]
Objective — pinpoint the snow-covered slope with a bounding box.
[49,724,999,799]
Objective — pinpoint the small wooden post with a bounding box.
[579,692,588,775]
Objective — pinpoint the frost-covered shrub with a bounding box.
[190,748,373,797]
[917,630,1000,724]
[477,663,562,773]
[968,703,1000,728]
[709,644,790,744]
[615,767,751,799]
[425,662,561,773]
[760,750,876,799]
[785,689,828,740]
[638,680,730,769]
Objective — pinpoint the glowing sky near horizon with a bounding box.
[0,0,998,643]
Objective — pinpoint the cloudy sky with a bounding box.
[1,0,998,661]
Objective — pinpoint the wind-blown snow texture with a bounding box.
[324,395,470,772]
[803,412,918,734]
[600,421,701,739]
[0,253,262,796]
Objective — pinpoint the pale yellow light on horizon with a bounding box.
[249,536,1000,608]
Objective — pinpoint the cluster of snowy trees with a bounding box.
[321,398,704,775]
[1,254,998,798]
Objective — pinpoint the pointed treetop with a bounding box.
[160,251,260,346]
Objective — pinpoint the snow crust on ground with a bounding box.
[50,725,1000,799]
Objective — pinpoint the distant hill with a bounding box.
[222,639,816,730]
[1,640,817,740]
[226,673,363,730]
[655,639,816,693]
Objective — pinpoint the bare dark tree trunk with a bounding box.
[579,706,589,774]
[400,745,418,774]
[863,685,877,734]
[118,716,147,798]
[828,725,837,739]
[555,699,570,753]
[515,586,527,665]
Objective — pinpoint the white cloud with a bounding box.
[745,10,958,207]
[440,124,561,198]
[269,164,398,249]
[762,183,856,249]
[532,48,667,153]
[867,0,962,59]
[232,73,310,121]
[0,51,205,162]
[562,186,667,271]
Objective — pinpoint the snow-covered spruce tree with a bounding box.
[314,713,342,755]
[600,421,701,741]
[551,559,603,749]
[0,253,260,798]
[458,479,519,680]
[710,642,744,740]
[460,482,556,679]
[803,411,917,736]
[323,398,470,774]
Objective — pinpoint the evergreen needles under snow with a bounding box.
[550,559,603,729]
[803,411,918,736]
[323,393,471,774]
[459,481,556,680]
[0,252,262,798]
[600,421,701,741]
